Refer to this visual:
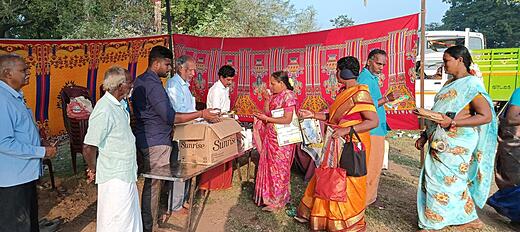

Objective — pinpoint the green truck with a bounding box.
[473,48,520,109]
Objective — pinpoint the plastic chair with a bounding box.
[59,85,93,174]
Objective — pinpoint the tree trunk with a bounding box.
[153,0,162,34]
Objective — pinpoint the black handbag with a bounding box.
[339,127,367,177]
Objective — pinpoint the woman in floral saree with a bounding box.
[415,45,497,231]
[295,56,378,231]
[253,71,298,212]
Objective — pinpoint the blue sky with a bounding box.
[292,0,450,29]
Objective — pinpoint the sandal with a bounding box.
[294,216,308,223]
[160,212,171,224]
[450,219,484,230]
[183,202,190,210]
[285,205,297,217]
[261,206,280,212]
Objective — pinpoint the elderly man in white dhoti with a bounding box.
[83,66,142,232]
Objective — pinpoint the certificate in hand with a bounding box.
[300,118,322,145]
[272,108,303,146]
[412,108,444,122]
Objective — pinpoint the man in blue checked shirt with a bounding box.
[0,54,57,231]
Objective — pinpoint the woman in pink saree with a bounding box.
[253,71,298,212]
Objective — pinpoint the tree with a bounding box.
[57,0,155,39]
[425,22,444,31]
[166,0,230,36]
[330,14,355,28]
[441,0,520,48]
[1,0,319,39]
[170,0,320,37]
[291,7,319,34]
[1,0,155,39]
[0,0,61,38]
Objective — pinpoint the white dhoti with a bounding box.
[97,178,142,232]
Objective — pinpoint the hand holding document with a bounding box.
[300,118,322,145]
[385,95,409,110]
[412,108,444,122]
[271,108,302,146]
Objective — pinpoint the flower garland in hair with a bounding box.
[469,63,482,78]
[288,77,295,87]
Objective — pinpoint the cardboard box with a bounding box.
[173,118,243,165]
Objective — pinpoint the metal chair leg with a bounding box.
[44,159,56,189]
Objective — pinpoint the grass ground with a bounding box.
[37,131,516,231]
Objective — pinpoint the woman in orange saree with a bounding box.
[296,56,378,231]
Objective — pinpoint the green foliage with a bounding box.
[330,14,355,28]
[61,0,155,39]
[291,7,319,34]
[1,0,155,39]
[171,0,320,37]
[1,0,318,39]
[441,0,520,48]
[167,0,229,36]
[425,22,445,31]
[1,0,59,38]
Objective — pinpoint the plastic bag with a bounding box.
[430,125,448,152]
[66,96,93,120]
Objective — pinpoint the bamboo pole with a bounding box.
[420,0,426,166]
[165,0,173,53]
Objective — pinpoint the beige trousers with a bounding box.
[366,135,385,206]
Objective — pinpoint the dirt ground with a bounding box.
[38,131,517,232]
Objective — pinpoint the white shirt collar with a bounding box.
[105,92,122,106]
[174,73,190,87]
[215,79,229,90]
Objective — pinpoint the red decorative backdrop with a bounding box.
[175,14,419,130]
[0,14,419,137]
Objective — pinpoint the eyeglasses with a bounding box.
[16,68,30,74]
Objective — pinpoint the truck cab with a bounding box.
[415,28,485,109]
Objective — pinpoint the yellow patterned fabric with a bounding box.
[0,36,168,136]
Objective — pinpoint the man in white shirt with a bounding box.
[206,65,235,112]
[83,66,142,232]
[199,65,236,192]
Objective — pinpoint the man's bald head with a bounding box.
[0,54,30,91]
[0,54,24,80]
